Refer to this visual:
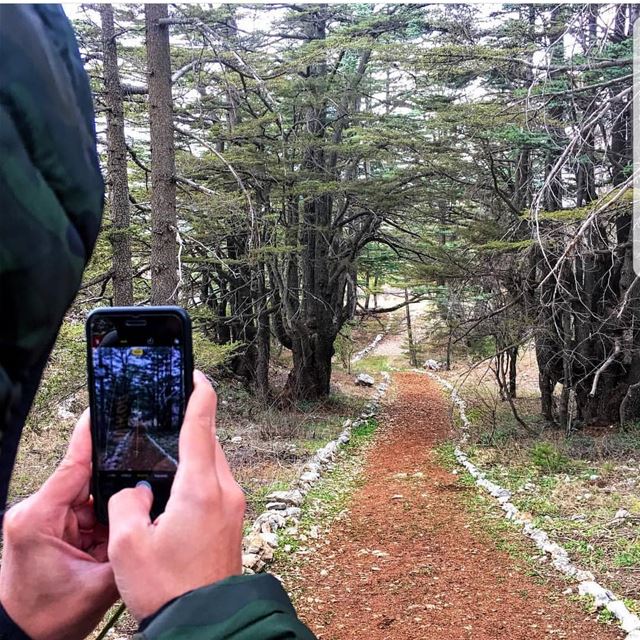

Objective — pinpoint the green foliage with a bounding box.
[529,442,570,474]
[468,335,496,362]
[349,417,378,444]
[334,322,356,372]
[192,332,239,374]
[613,542,640,568]
[352,355,389,374]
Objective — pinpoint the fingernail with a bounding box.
[137,481,152,492]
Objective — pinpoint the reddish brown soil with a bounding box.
[288,372,622,640]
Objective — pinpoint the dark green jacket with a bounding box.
[136,575,316,639]
[0,5,315,640]
[0,2,103,519]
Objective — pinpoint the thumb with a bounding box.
[38,411,92,507]
[108,482,154,550]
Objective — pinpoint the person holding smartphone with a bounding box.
[0,5,315,640]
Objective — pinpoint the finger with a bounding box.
[214,441,245,516]
[176,371,217,478]
[85,536,110,562]
[108,483,153,551]
[86,522,111,560]
[214,440,236,487]
[74,501,97,530]
[65,409,92,466]
[37,411,92,507]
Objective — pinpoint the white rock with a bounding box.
[260,521,272,535]
[355,373,375,387]
[242,553,260,568]
[578,581,614,608]
[266,490,304,506]
[231,436,243,444]
[243,532,265,554]
[266,501,288,511]
[252,512,287,532]
[300,471,320,483]
[262,532,279,548]
[606,601,640,632]
[614,508,631,521]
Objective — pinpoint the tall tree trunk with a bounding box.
[405,288,418,367]
[254,265,270,400]
[363,271,370,310]
[543,7,567,212]
[373,274,379,307]
[508,346,517,398]
[146,4,178,304]
[100,4,133,306]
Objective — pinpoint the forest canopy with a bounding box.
[69,3,637,429]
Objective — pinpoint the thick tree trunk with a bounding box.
[100,4,133,306]
[146,4,178,304]
[272,8,372,402]
[287,333,334,401]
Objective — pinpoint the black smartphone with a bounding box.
[86,306,193,523]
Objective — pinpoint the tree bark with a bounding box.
[146,4,178,304]
[405,288,418,367]
[100,4,133,306]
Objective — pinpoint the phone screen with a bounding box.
[88,310,191,521]
[92,344,183,473]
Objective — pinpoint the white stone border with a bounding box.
[352,333,384,363]
[241,371,391,574]
[426,371,640,639]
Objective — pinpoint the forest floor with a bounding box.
[11,297,638,638]
[280,372,623,639]
[434,353,640,610]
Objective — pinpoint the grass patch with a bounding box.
[613,541,640,568]
[352,355,390,374]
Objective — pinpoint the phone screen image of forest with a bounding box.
[92,346,184,473]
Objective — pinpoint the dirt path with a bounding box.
[287,373,621,640]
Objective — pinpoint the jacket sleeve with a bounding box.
[0,603,30,640]
[135,574,317,640]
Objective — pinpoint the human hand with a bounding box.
[0,411,118,640]
[108,371,246,621]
